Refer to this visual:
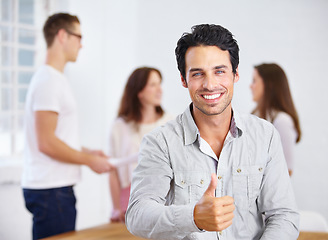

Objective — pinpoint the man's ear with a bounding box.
[181,74,188,88]
[57,28,67,44]
[234,67,240,83]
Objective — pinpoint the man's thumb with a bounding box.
[203,173,218,197]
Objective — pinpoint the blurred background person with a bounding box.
[22,13,113,240]
[250,63,301,176]
[108,67,173,222]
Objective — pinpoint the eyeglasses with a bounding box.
[65,29,82,40]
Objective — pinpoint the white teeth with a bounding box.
[203,94,221,100]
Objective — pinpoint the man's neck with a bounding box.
[45,47,67,73]
[192,104,232,157]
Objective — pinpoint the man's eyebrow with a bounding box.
[214,65,228,70]
[189,65,229,73]
[189,68,203,73]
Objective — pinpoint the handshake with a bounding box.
[83,148,139,174]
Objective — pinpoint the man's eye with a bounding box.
[193,72,202,77]
[216,70,224,74]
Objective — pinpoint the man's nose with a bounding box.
[203,75,217,90]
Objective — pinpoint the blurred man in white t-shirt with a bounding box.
[22,13,113,240]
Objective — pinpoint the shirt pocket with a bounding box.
[174,171,209,205]
[232,165,264,210]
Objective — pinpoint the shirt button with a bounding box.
[218,176,222,180]
[200,179,204,184]
[181,180,185,185]
[259,167,263,172]
[219,231,222,235]
[237,168,241,173]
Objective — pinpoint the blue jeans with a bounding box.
[23,186,76,240]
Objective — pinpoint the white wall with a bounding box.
[65,0,140,230]
[1,0,328,239]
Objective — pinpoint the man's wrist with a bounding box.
[78,150,92,166]
[192,204,205,232]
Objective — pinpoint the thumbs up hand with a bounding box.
[193,173,235,232]
[203,172,218,197]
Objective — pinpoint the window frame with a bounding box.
[0,0,45,162]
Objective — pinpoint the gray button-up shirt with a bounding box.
[126,105,299,240]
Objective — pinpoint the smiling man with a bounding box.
[126,24,299,240]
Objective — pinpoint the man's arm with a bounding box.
[35,111,112,173]
[126,131,235,239]
[125,132,201,240]
[259,128,299,239]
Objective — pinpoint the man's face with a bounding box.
[64,22,82,62]
[182,45,239,116]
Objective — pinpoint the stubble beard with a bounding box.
[194,95,232,116]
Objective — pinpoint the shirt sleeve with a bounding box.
[125,130,202,240]
[32,76,61,113]
[109,153,138,167]
[107,120,140,166]
[107,119,122,157]
[273,113,297,171]
[259,127,300,239]
[107,118,131,157]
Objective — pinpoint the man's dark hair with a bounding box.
[43,13,80,48]
[175,24,239,80]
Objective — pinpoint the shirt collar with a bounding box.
[182,104,199,145]
[182,103,243,146]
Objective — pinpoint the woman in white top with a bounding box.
[250,63,301,176]
[108,67,173,222]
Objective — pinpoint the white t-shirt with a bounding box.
[22,65,81,189]
[108,113,174,188]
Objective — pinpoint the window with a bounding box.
[0,0,39,159]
